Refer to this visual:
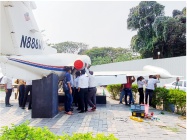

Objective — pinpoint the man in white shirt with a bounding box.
[137,76,145,104]
[145,75,160,107]
[85,67,97,111]
[3,76,13,107]
[78,69,89,113]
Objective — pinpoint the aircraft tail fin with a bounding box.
[0,1,56,56]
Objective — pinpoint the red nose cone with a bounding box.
[74,60,84,70]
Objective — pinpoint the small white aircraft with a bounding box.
[0,1,181,86]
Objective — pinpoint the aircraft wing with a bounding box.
[94,71,158,76]
[94,75,127,86]
[91,65,183,86]
[93,71,155,86]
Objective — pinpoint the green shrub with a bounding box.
[59,133,118,140]
[152,87,170,107]
[152,87,186,115]
[106,84,121,100]
[106,84,121,99]
[0,121,118,140]
[0,121,57,140]
[168,89,186,115]
[132,84,138,102]
[106,84,138,101]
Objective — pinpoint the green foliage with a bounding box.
[58,133,118,140]
[152,87,186,115]
[153,13,186,58]
[106,84,121,100]
[168,89,186,115]
[132,84,138,93]
[0,121,118,140]
[52,41,88,54]
[84,47,140,66]
[132,84,138,102]
[0,121,57,140]
[152,87,170,107]
[128,1,186,58]
[127,1,165,58]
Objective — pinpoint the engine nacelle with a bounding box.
[74,55,91,70]
[74,60,85,70]
[143,65,172,79]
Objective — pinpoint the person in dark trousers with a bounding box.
[70,73,74,111]
[18,79,25,107]
[63,67,73,115]
[78,69,89,113]
[124,76,135,105]
[22,80,32,110]
[145,75,160,107]
[137,76,145,104]
[119,84,125,104]
[3,76,13,107]
[74,71,81,109]
[85,65,97,111]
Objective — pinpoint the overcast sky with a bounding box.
[33,1,186,48]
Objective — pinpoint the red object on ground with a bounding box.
[151,112,154,116]
[74,60,84,70]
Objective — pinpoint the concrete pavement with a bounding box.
[0,90,186,140]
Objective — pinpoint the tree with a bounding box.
[127,1,165,58]
[84,47,140,65]
[52,41,88,54]
[152,7,186,58]
[128,2,186,58]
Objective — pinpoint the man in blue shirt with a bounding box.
[63,67,73,115]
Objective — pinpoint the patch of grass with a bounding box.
[158,126,179,132]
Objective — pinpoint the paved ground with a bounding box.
[0,89,186,140]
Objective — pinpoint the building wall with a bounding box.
[90,56,186,87]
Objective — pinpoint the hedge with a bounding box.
[106,84,138,100]
[107,84,186,115]
[0,121,118,140]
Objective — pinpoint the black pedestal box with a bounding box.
[32,74,59,118]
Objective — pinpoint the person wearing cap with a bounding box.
[85,64,97,111]
[78,69,89,113]
[63,67,73,115]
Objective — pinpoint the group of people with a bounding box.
[119,75,160,107]
[63,65,97,115]
[2,76,32,109]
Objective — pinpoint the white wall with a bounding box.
[90,56,186,87]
